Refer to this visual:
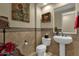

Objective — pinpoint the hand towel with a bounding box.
[74,16,79,29]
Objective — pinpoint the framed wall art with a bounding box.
[12,3,30,23]
[42,12,51,23]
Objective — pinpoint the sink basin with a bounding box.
[53,36,72,44]
[53,35,72,56]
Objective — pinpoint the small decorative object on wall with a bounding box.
[42,12,51,23]
[12,3,30,23]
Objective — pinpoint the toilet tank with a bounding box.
[42,37,51,46]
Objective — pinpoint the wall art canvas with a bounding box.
[12,3,30,23]
[42,12,51,23]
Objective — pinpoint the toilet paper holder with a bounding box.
[24,40,28,45]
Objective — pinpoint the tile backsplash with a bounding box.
[0,28,79,56]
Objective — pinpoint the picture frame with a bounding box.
[42,12,51,23]
[12,3,30,23]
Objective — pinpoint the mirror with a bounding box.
[54,3,77,34]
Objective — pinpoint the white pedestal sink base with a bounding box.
[60,44,65,56]
[53,36,72,56]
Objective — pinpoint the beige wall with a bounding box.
[42,3,79,56]
[36,4,41,28]
[0,3,41,56]
[54,12,62,29]
[76,3,79,12]
[0,3,41,28]
[0,3,71,29]
[0,3,79,56]
[41,3,68,29]
[0,30,36,56]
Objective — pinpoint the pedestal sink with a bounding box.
[53,35,72,56]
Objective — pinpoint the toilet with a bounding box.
[36,44,46,56]
[36,34,51,56]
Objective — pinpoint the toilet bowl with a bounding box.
[36,44,46,56]
[36,37,51,56]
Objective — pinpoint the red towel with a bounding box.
[74,16,79,29]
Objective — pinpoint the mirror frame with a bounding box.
[62,11,77,34]
[53,3,77,34]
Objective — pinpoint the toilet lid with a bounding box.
[37,44,46,49]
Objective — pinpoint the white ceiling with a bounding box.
[37,3,58,8]
[54,3,75,13]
